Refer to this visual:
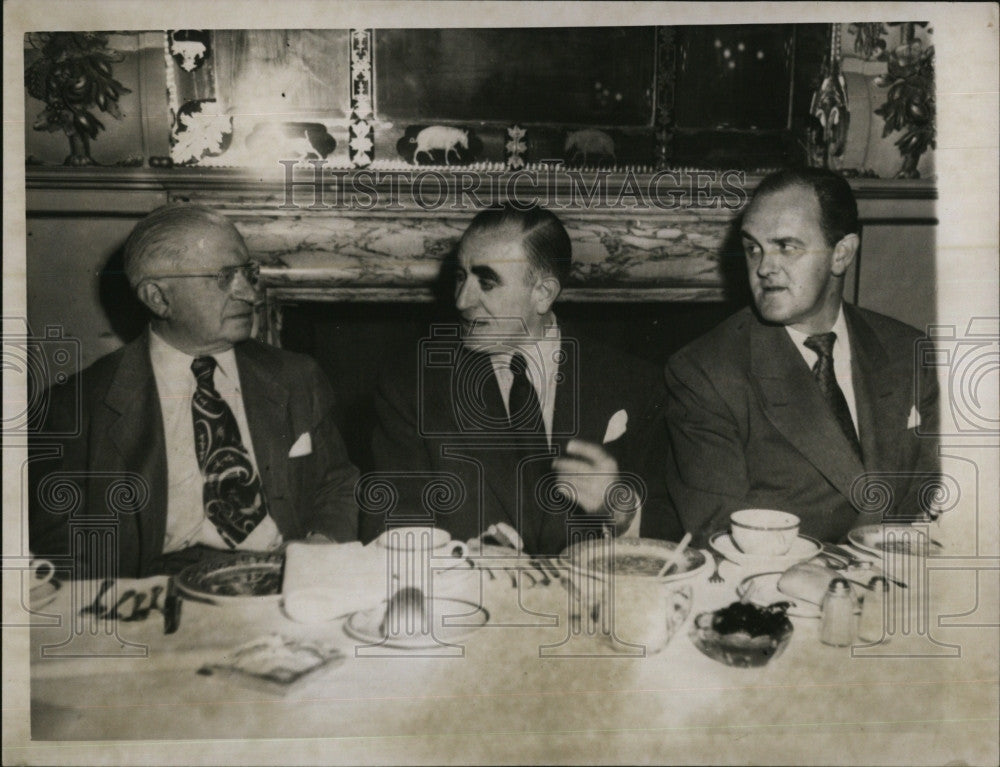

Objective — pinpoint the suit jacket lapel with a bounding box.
[537,335,579,551]
[235,343,293,528]
[750,316,866,501]
[845,305,896,472]
[440,348,525,534]
[464,347,557,548]
[104,333,167,575]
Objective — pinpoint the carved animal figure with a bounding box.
[564,129,616,164]
[410,126,469,165]
[286,129,316,161]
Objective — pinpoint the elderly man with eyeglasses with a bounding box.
[30,204,360,578]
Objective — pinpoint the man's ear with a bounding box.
[831,233,859,277]
[533,275,561,313]
[136,281,170,319]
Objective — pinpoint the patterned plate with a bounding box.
[177,551,284,604]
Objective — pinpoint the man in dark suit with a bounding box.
[664,168,940,546]
[367,204,679,555]
[30,204,359,577]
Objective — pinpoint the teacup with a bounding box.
[374,526,468,561]
[30,558,56,589]
[730,509,800,557]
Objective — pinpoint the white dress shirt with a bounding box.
[785,305,859,432]
[490,321,561,445]
[148,330,282,553]
[488,320,642,536]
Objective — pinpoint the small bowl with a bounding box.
[730,509,800,557]
[689,602,793,668]
[176,551,284,604]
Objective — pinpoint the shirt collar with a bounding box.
[490,317,561,379]
[785,304,845,343]
[148,328,240,389]
[784,304,852,362]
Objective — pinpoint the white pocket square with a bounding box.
[288,432,313,458]
[602,409,629,444]
[906,406,921,430]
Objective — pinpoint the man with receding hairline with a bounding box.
[30,204,359,577]
[368,203,680,554]
[664,167,940,546]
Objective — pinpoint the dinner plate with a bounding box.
[848,525,934,559]
[710,532,821,573]
[343,598,488,649]
[735,571,822,619]
[177,551,284,604]
[558,537,710,581]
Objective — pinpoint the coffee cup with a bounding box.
[730,509,800,557]
[375,526,468,562]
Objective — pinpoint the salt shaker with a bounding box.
[820,577,858,646]
[858,576,889,642]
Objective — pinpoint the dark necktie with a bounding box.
[191,356,268,547]
[507,352,545,434]
[507,352,549,553]
[803,332,862,460]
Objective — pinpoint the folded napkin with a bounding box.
[198,633,344,694]
[282,542,388,623]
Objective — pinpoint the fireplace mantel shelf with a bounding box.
[25,166,937,303]
[25,165,938,201]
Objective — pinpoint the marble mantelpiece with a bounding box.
[25,166,937,305]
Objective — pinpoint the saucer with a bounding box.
[343,598,488,649]
[29,579,61,610]
[709,532,821,573]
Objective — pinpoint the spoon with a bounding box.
[658,532,693,578]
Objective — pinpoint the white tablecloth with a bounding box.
[19,548,1000,765]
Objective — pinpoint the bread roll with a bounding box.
[777,562,840,605]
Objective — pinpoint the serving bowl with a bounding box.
[559,537,707,653]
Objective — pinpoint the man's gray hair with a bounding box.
[123,204,240,288]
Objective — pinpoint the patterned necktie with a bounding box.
[508,352,545,434]
[803,332,863,460]
[190,356,268,547]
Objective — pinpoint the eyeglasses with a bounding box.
[140,262,261,291]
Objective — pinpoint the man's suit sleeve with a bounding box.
[906,334,942,518]
[365,366,434,542]
[301,359,361,541]
[663,352,751,546]
[629,381,683,542]
[28,378,81,564]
